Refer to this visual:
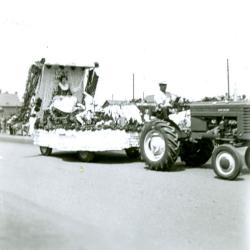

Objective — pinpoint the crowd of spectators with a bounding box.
[0,116,29,135]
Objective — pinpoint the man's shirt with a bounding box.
[154,90,172,107]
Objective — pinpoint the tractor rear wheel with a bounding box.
[244,146,250,169]
[78,151,95,162]
[212,144,242,180]
[40,146,52,156]
[140,119,179,171]
[180,138,214,167]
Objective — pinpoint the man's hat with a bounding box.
[159,82,167,86]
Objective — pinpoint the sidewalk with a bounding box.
[0,133,33,144]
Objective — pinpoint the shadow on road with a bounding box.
[143,161,213,172]
[241,168,250,175]
[26,151,250,179]
[50,151,142,164]
[213,176,246,181]
[183,162,213,170]
[144,162,186,172]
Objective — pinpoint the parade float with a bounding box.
[28,60,144,160]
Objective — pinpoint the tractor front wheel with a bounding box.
[140,119,179,171]
[244,146,250,169]
[212,144,242,180]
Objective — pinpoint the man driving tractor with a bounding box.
[154,82,173,119]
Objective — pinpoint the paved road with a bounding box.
[0,140,250,250]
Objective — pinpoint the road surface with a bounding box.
[0,139,250,250]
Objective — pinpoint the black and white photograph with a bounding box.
[0,0,250,249]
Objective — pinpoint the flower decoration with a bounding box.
[35,106,143,133]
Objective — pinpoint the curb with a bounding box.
[0,134,33,144]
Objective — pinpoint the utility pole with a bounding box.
[227,58,230,100]
[132,73,135,101]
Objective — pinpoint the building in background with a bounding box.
[102,100,130,108]
[0,90,22,119]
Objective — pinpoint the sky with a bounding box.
[1,0,250,105]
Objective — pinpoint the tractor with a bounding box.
[139,100,250,180]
